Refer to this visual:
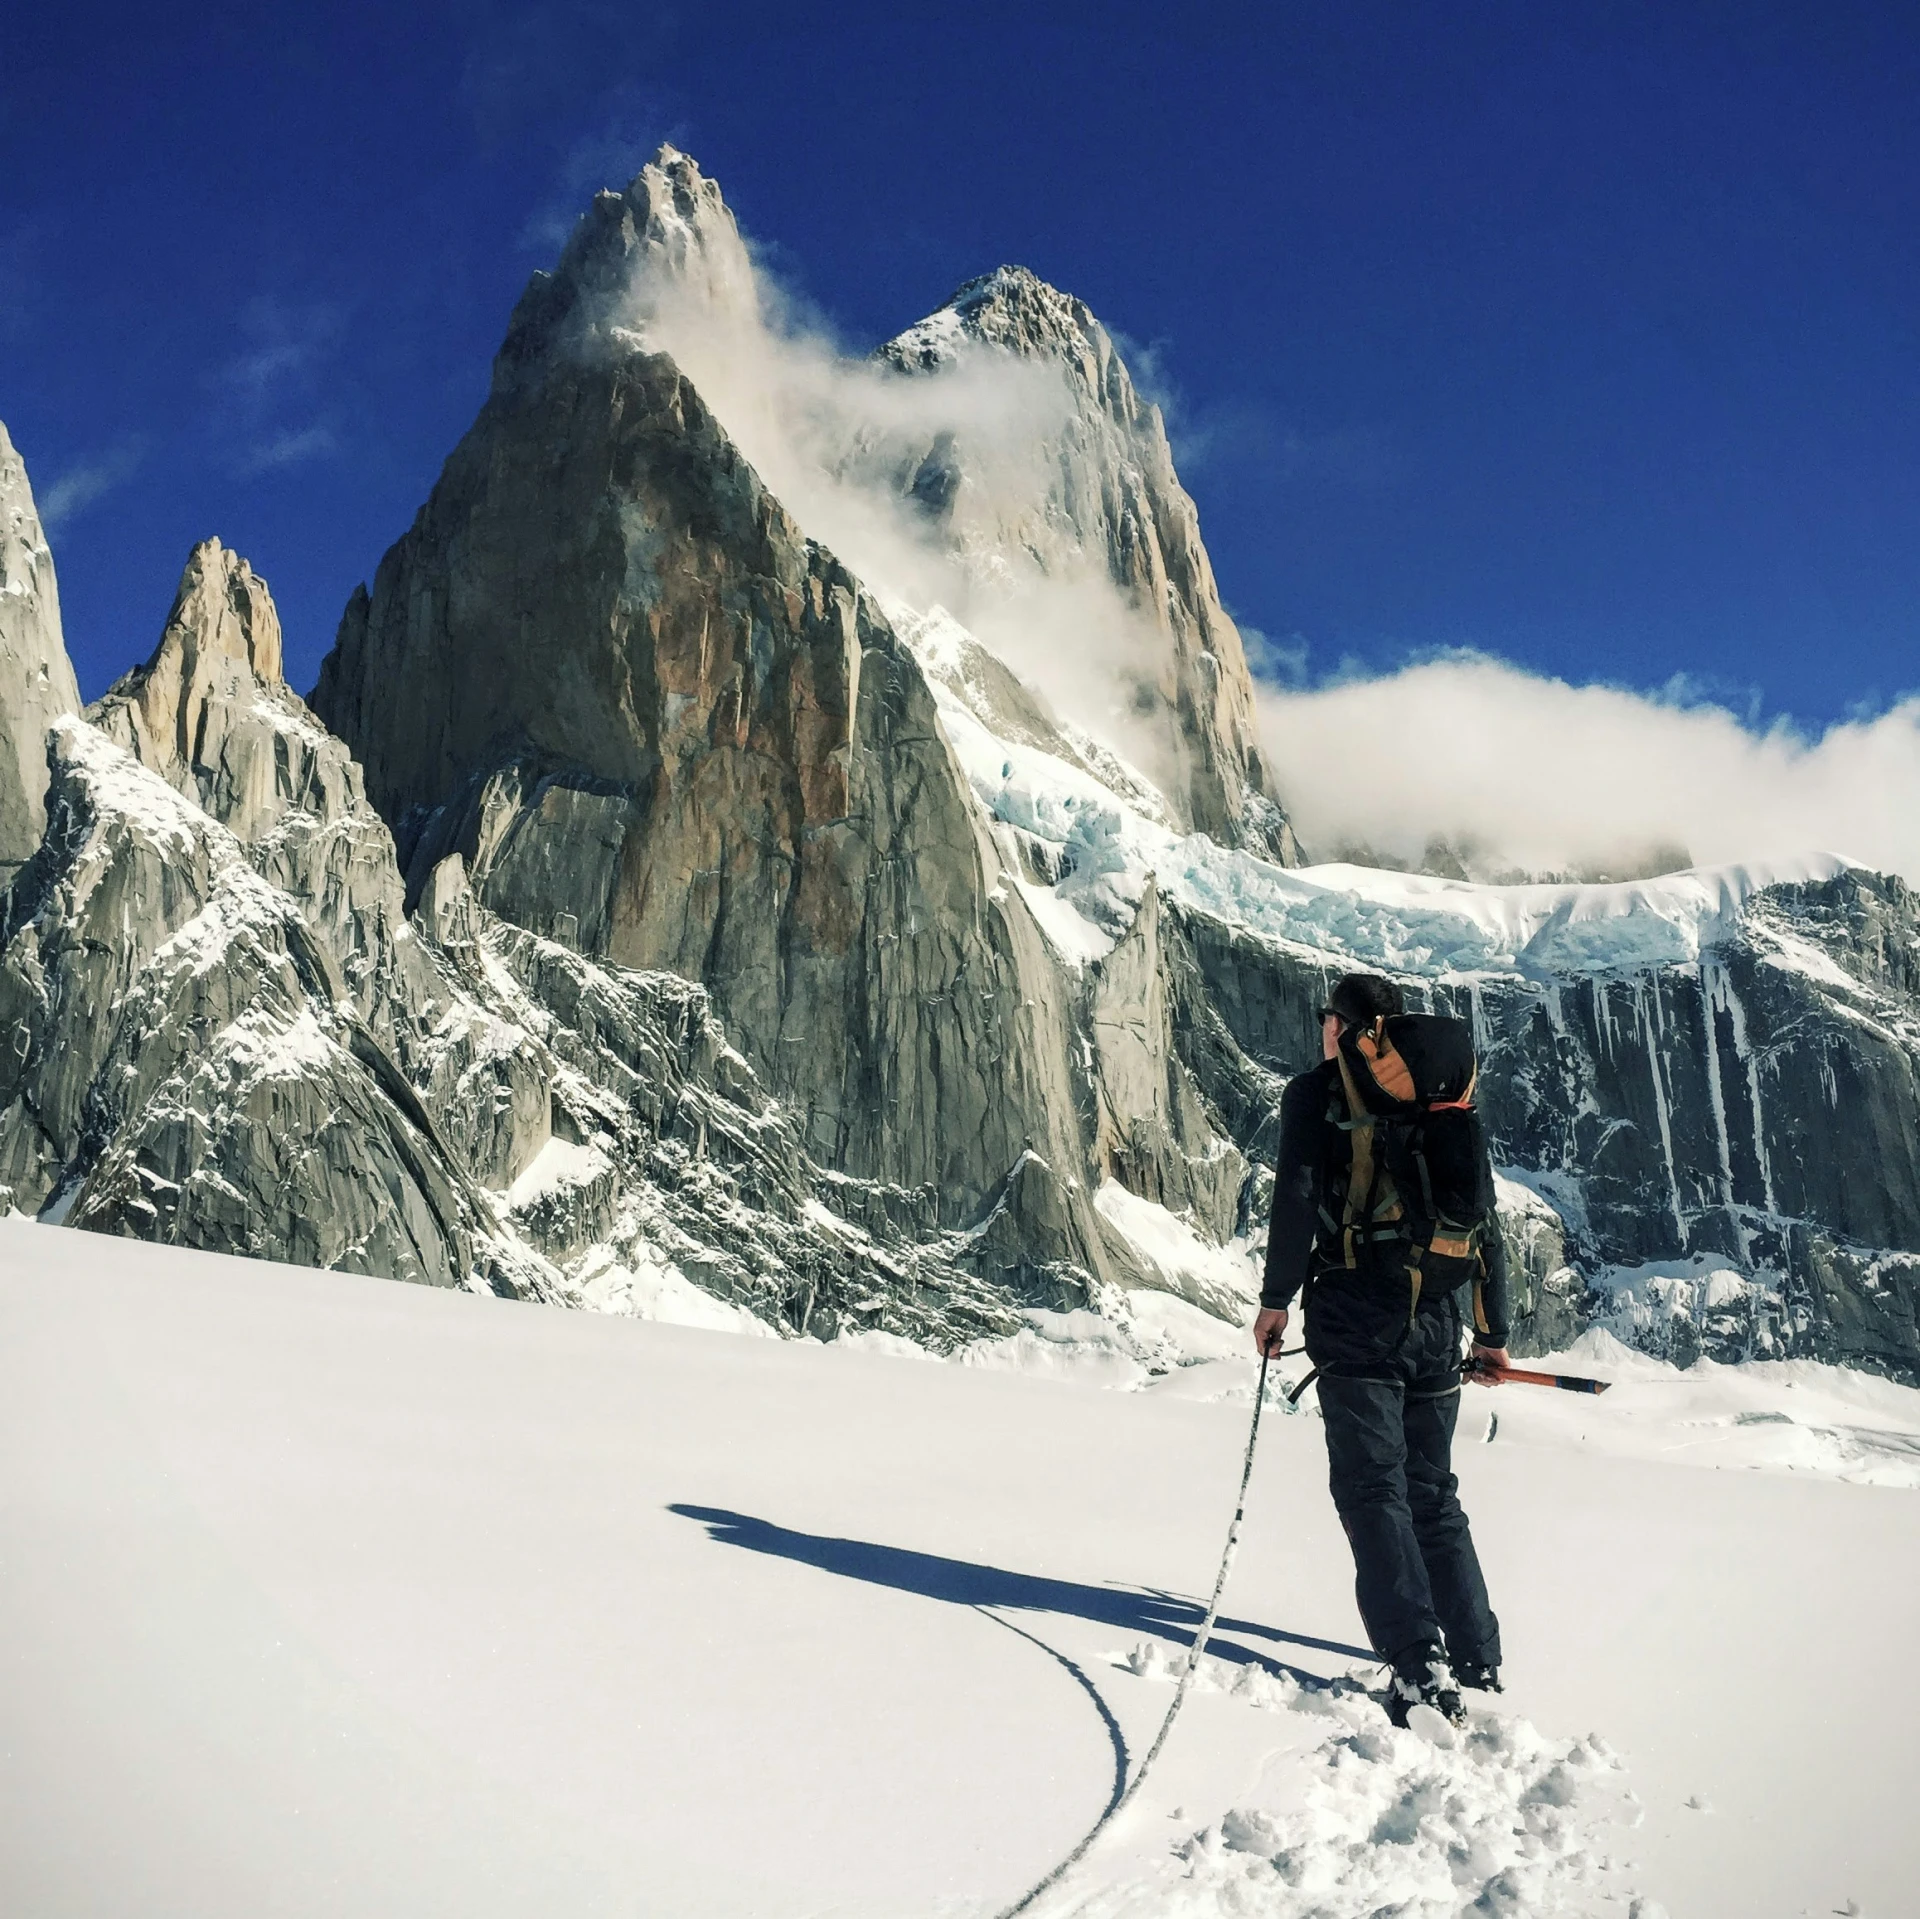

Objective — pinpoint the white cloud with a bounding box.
[238,425,337,476]
[212,298,342,479]
[1254,652,1920,883]
[39,437,148,532]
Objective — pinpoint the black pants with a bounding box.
[1314,1312,1502,1670]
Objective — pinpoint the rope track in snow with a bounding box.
[989,1347,1275,1919]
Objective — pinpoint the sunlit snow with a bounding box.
[4,1223,1912,1918]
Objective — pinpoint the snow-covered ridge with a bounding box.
[909,612,1855,979]
[1195,852,1858,980]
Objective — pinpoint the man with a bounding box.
[1252,972,1510,1728]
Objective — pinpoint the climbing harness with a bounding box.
[1285,1364,1322,1407]
[991,1347,1278,1919]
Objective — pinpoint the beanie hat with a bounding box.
[1325,972,1404,1027]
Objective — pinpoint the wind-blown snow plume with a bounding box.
[1256,654,1920,882]
[587,157,1185,786]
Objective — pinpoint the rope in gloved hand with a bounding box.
[990,1345,1282,1919]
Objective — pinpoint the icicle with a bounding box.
[1542,980,1567,1050]
[1593,979,1616,1061]
[1634,977,1687,1239]
[1712,966,1777,1213]
[1466,978,1489,1055]
[1696,960,1745,1257]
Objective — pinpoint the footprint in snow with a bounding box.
[1085,1643,1647,1916]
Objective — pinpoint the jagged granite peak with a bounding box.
[494,143,756,394]
[878,269,1300,866]
[0,421,84,879]
[0,718,514,1287]
[92,538,284,801]
[89,538,443,1055]
[312,325,1133,1298]
[886,264,1125,374]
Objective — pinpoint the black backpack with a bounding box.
[1321,1012,1492,1317]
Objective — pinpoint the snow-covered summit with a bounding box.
[881,264,1102,370]
[494,144,756,388]
[873,261,1298,863]
[607,144,745,281]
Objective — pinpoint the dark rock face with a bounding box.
[1467,898,1920,1269]
[311,183,1126,1293]
[0,421,83,880]
[1165,876,1920,1379]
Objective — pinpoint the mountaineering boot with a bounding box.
[1385,1641,1467,1729]
[1452,1659,1502,1694]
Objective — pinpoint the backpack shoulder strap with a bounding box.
[1331,1051,1410,1266]
[1331,1051,1373,1269]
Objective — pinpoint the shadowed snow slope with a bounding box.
[2,1223,1914,1918]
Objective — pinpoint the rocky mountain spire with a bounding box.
[878,268,1301,864]
[492,144,757,397]
[311,195,1134,1298]
[91,538,281,796]
[90,537,442,1046]
[0,421,84,880]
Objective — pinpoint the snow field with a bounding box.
[954,1301,1920,1493]
[2,1221,1915,1918]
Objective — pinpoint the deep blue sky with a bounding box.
[4,2,1916,721]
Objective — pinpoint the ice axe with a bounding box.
[1465,1354,1610,1394]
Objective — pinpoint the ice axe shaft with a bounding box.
[1468,1356,1610,1394]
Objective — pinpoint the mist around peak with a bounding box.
[529,153,1199,806]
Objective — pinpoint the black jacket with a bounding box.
[1259,1058,1512,1348]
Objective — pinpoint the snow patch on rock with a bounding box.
[1093,1178,1258,1320]
[506,1135,611,1210]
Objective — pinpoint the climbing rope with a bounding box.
[991,1345,1280,1918]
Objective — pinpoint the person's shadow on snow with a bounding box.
[667,1504,1368,1681]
